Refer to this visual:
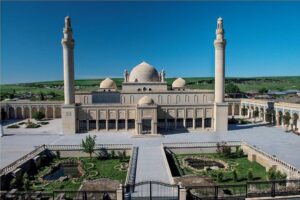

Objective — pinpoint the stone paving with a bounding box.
[1,120,300,184]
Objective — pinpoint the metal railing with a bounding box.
[186,179,300,199]
[0,145,47,176]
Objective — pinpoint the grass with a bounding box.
[28,157,129,192]
[173,153,267,184]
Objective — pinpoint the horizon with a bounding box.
[2,75,300,86]
[2,1,300,84]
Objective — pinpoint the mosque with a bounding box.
[61,16,228,135]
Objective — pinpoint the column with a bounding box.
[29,107,32,119]
[231,103,235,116]
[263,108,266,122]
[96,110,99,131]
[106,110,109,131]
[276,113,280,126]
[116,111,119,131]
[125,110,128,131]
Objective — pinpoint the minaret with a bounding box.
[213,17,228,132]
[62,16,75,105]
[214,17,226,103]
[61,16,77,134]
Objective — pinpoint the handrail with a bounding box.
[0,145,47,176]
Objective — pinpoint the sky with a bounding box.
[1,1,300,84]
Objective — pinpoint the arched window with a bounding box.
[194,95,198,103]
[158,95,163,104]
[143,87,147,91]
[149,88,152,91]
[176,95,180,104]
[130,95,134,104]
[167,95,171,104]
[185,95,189,103]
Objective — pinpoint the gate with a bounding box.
[124,181,179,200]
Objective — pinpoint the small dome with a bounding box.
[129,61,160,83]
[138,96,155,106]
[172,78,186,89]
[99,78,117,89]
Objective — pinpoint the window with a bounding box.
[108,120,116,130]
[143,87,147,91]
[186,118,193,128]
[204,118,212,128]
[89,120,96,130]
[128,119,135,129]
[177,118,184,129]
[118,119,125,129]
[99,120,106,130]
[195,118,202,128]
[79,120,87,132]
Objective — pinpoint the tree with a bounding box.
[253,110,259,123]
[217,171,224,182]
[258,88,268,94]
[241,108,247,117]
[225,83,241,94]
[283,112,291,131]
[81,135,96,158]
[32,111,45,121]
[39,92,45,101]
[267,168,276,180]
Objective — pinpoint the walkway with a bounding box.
[135,145,172,183]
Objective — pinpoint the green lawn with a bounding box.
[29,157,129,192]
[173,153,267,184]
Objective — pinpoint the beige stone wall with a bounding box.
[121,91,214,105]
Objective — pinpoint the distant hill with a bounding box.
[1,76,300,101]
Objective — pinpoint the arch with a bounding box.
[194,95,198,103]
[55,107,61,118]
[167,95,171,104]
[24,107,30,119]
[292,113,299,130]
[158,95,163,104]
[130,95,134,104]
[185,95,190,103]
[228,104,233,115]
[234,104,240,115]
[47,106,53,119]
[176,95,180,104]
[16,107,22,119]
[39,107,46,115]
[8,107,15,119]
[31,107,38,117]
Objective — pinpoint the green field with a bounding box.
[1,76,299,101]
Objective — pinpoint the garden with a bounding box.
[169,144,286,184]
[7,135,130,193]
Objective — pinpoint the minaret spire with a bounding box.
[213,17,228,132]
[214,17,226,103]
[62,16,75,105]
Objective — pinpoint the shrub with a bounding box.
[32,111,45,121]
[248,168,254,180]
[23,173,30,191]
[233,169,238,182]
[26,123,41,128]
[39,121,49,125]
[111,150,116,158]
[217,171,224,182]
[97,148,109,160]
[228,117,238,124]
[7,124,20,128]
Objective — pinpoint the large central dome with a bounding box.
[129,61,160,83]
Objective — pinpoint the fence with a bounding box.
[186,179,300,199]
[0,190,117,200]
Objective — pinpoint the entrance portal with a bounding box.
[142,119,152,134]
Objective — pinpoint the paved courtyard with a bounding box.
[1,120,300,183]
